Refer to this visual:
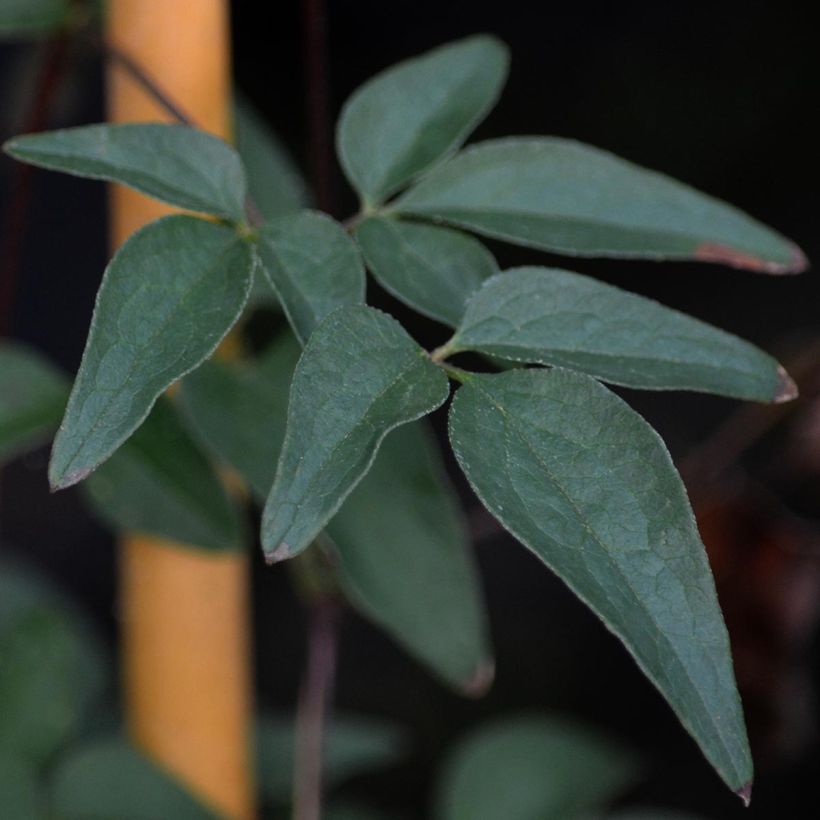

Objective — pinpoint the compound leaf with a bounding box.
[450,267,794,401]
[355,216,498,326]
[261,306,449,561]
[4,123,247,221]
[337,35,509,206]
[448,369,752,793]
[256,211,366,344]
[83,397,244,551]
[396,138,805,273]
[49,215,254,490]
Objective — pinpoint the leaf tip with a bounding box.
[773,366,799,404]
[695,241,808,275]
[461,658,495,698]
[49,465,92,492]
[736,781,753,807]
[264,541,292,565]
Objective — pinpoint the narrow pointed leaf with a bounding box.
[52,738,220,820]
[329,421,492,692]
[179,333,301,498]
[451,267,794,401]
[396,138,805,273]
[0,0,68,37]
[0,343,68,464]
[355,216,498,326]
[437,717,637,820]
[49,216,254,489]
[337,35,509,206]
[256,211,366,344]
[4,123,247,221]
[449,369,752,791]
[234,95,310,220]
[262,306,449,561]
[83,398,244,551]
[257,713,406,803]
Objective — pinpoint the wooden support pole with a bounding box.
[106,3,254,818]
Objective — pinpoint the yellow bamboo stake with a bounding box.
[106,3,254,818]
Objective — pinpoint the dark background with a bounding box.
[1,1,818,816]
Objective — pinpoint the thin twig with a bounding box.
[102,40,264,227]
[103,40,195,126]
[292,600,340,820]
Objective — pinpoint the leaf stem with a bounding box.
[430,338,458,363]
[440,362,473,383]
[292,599,340,820]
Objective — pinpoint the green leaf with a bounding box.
[449,267,794,401]
[436,716,637,820]
[4,123,247,221]
[48,215,253,490]
[0,0,68,38]
[234,94,310,220]
[328,421,492,693]
[256,211,366,344]
[51,737,220,820]
[257,713,406,803]
[337,35,509,206]
[0,343,68,464]
[261,306,449,561]
[179,333,301,499]
[0,606,104,766]
[83,397,244,551]
[448,369,752,793]
[396,138,805,273]
[0,761,42,820]
[355,216,498,326]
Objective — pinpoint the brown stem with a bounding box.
[0,34,71,335]
[293,600,341,820]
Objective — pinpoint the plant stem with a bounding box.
[293,600,341,820]
[440,362,473,383]
[430,338,458,363]
[102,38,264,228]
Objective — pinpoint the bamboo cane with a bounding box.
[106,2,254,817]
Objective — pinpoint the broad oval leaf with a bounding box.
[257,713,406,803]
[0,343,68,464]
[436,716,637,820]
[448,369,752,792]
[179,333,301,499]
[84,398,244,551]
[51,737,220,820]
[4,123,247,221]
[49,215,254,490]
[396,138,806,273]
[0,0,67,38]
[261,306,449,561]
[337,35,509,206]
[355,216,498,326]
[257,211,366,344]
[329,421,492,692]
[450,267,794,401]
[234,95,310,220]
